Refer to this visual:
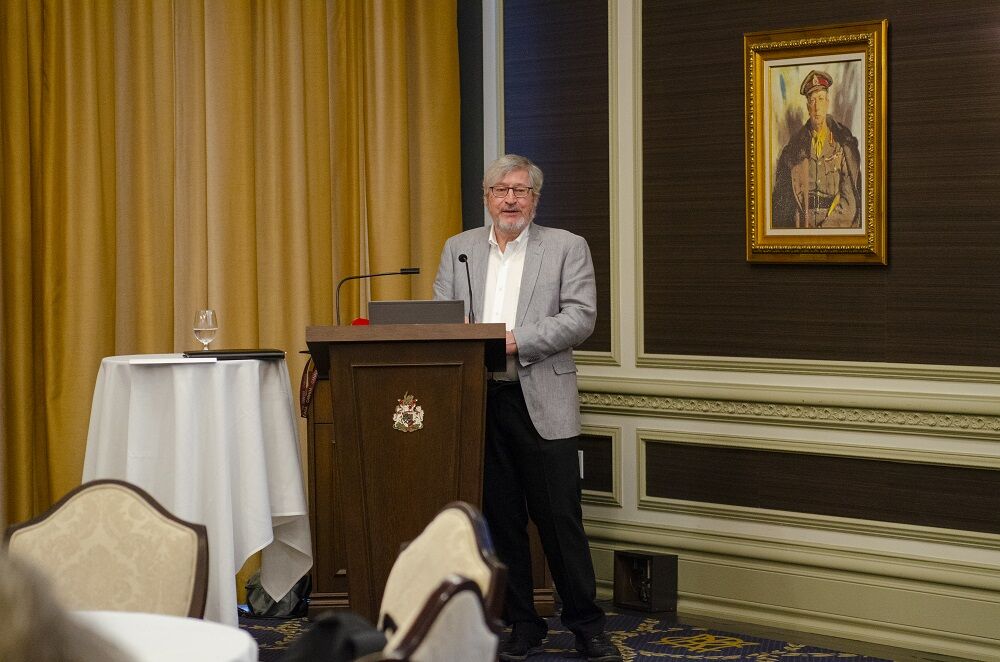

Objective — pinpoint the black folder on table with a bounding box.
[183,348,286,360]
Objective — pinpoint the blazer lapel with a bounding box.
[516,227,544,326]
[470,228,490,323]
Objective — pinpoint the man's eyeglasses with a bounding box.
[488,185,533,199]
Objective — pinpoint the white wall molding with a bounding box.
[634,495,1000,550]
[482,0,502,170]
[578,366,1000,415]
[580,388,1000,438]
[581,423,623,508]
[585,516,1000,591]
[637,428,1000,469]
[634,354,1000,383]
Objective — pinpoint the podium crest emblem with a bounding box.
[392,392,424,432]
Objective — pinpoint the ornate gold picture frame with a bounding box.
[745,20,887,264]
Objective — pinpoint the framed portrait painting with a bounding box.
[744,20,887,263]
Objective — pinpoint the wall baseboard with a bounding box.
[588,530,1000,661]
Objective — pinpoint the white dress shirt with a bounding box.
[483,223,530,380]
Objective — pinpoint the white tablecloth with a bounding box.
[73,610,258,662]
[83,354,313,626]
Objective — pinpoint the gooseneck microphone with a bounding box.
[457,254,475,323]
[336,267,420,325]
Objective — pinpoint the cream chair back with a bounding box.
[357,576,498,662]
[4,479,208,618]
[377,501,505,648]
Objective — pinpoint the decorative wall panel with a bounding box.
[641,0,1000,367]
[579,428,620,507]
[503,0,612,355]
[641,437,1000,535]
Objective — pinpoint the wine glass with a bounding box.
[193,309,219,350]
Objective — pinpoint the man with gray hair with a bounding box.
[434,154,620,661]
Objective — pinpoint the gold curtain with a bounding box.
[0,0,462,526]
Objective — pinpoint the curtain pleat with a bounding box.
[114,0,176,354]
[330,0,369,323]
[40,0,119,500]
[363,0,412,304]
[1,0,47,520]
[406,2,463,296]
[172,0,210,351]
[0,0,462,538]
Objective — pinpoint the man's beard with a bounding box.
[494,209,533,236]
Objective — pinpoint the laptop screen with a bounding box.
[367,299,465,324]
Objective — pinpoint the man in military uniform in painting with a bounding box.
[771,69,862,228]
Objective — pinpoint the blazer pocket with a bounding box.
[552,359,577,375]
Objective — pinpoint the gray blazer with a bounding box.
[433,224,597,439]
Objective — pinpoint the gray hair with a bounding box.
[482,154,543,198]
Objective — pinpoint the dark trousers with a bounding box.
[484,380,605,639]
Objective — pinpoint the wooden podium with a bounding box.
[305,323,554,622]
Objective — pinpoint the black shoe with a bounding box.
[497,626,545,661]
[574,632,622,662]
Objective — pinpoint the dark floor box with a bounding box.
[612,550,677,613]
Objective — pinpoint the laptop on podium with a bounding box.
[367,299,465,325]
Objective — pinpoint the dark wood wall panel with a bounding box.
[458,1,484,232]
[579,433,614,494]
[503,0,611,353]
[643,1,1000,366]
[644,440,1000,534]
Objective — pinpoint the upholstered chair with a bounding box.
[362,575,499,662]
[4,479,209,618]
[376,501,506,646]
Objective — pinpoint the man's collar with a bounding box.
[488,222,531,249]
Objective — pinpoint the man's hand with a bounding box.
[505,331,518,356]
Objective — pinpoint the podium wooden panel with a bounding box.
[305,323,554,621]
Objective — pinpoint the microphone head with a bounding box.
[458,254,468,263]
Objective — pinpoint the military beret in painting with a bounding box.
[799,70,833,96]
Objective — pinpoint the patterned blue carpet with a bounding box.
[240,609,893,661]
[529,613,891,661]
